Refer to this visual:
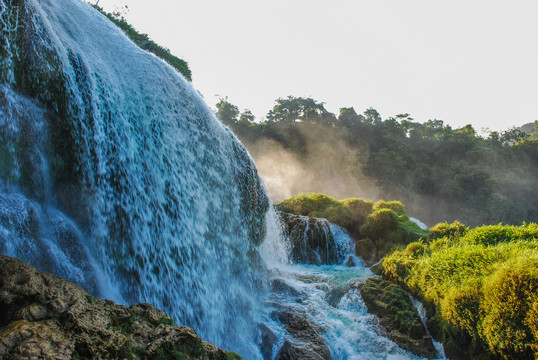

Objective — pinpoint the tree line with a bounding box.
[215,96,538,226]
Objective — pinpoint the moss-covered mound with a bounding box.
[360,278,437,359]
[277,193,428,264]
[381,222,538,359]
[0,255,241,360]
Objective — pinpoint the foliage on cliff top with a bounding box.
[382,222,538,359]
[217,96,538,227]
[91,5,192,81]
[277,193,427,262]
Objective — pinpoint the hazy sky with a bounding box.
[95,0,538,132]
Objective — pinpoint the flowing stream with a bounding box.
[0,0,442,358]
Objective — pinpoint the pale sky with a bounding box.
[95,0,538,132]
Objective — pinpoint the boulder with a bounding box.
[274,309,331,360]
[0,255,241,360]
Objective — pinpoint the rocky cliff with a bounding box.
[0,255,241,360]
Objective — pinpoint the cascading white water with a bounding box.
[0,0,269,356]
[259,223,431,360]
[1,0,445,358]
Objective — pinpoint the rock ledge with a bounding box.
[0,255,241,360]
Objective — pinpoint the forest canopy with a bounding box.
[216,96,538,227]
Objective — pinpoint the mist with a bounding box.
[247,126,382,203]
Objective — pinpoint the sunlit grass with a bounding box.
[383,222,538,358]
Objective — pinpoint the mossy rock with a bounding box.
[360,278,438,359]
[0,255,240,360]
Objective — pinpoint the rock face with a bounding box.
[0,255,241,360]
[360,278,438,359]
[280,212,352,265]
[274,309,331,360]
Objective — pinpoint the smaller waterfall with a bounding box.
[259,215,427,360]
[410,296,447,359]
[279,213,354,265]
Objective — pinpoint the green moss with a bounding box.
[153,338,205,360]
[428,221,468,242]
[157,316,174,325]
[360,208,427,259]
[109,311,137,334]
[34,294,46,304]
[225,352,242,360]
[277,192,341,216]
[374,200,406,217]
[382,222,538,359]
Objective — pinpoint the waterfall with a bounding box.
[0,0,269,356]
[1,0,445,358]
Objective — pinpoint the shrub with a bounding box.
[361,208,399,240]
[428,221,468,241]
[341,198,374,228]
[480,257,538,358]
[91,5,192,81]
[279,193,426,262]
[277,192,340,216]
[374,200,406,217]
[382,222,538,359]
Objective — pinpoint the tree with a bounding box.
[238,109,255,127]
[363,108,382,124]
[266,96,335,125]
[215,97,239,127]
[338,107,365,129]
[500,127,528,146]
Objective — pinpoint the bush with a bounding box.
[91,5,192,81]
[428,221,468,241]
[341,198,374,228]
[361,208,399,239]
[382,222,538,359]
[277,192,340,216]
[480,257,538,358]
[374,200,406,217]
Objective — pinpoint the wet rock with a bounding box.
[279,212,343,265]
[344,255,356,267]
[276,340,327,360]
[0,255,241,360]
[271,278,302,297]
[274,309,331,360]
[360,277,438,359]
[257,323,278,360]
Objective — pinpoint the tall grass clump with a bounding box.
[382,222,538,359]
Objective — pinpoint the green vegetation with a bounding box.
[152,336,241,360]
[519,121,538,140]
[91,5,191,81]
[157,316,175,325]
[277,193,427,261]
[109,311,137,334]
[216,97,538,227]
[225,352,243,360]
[381,222,538,359]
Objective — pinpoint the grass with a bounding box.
[382,222,538,359]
